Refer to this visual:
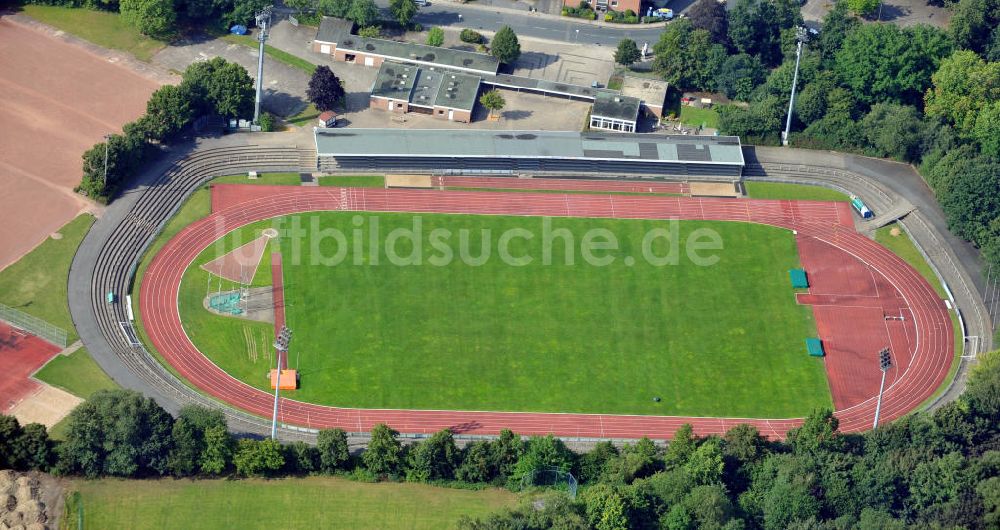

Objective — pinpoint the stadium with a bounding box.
[122,134,958,439]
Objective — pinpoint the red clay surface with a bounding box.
[200,235,269,283]
[140,185,953,439]
[0,18,159,271]
[0,322,62,414]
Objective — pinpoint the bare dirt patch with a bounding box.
[0,17,160,270]
[0,470,64,530]
[9,384,83,428]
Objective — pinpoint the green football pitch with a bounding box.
[180,212,831,418]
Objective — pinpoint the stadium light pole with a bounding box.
[253,6,273,125]
[101,133,113,187]
[782,27,808,147]
[872,348,892,429]
[271,325,291,439]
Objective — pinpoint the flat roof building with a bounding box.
[620,76,670,118]
[314,129,744,178]
[369,61,481,122]
[313,17,499,76]
[589,92,642,133]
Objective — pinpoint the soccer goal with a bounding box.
[520,466,578,499]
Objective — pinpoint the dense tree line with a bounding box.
[77,57,253,200]
[658,0,1000,278]
[2,349,999,528]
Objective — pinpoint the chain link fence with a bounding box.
[0,303,68,348]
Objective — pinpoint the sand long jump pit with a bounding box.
[0,17,162,270]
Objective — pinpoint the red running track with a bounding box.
[0,322,61,414]
[141,186,953,439]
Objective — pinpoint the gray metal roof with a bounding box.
[485,73,618,100]
[317,20,499,75]
[315,17,353,45]
[591,92,641,122]
[371,61,481,111]
[315,129,745,166]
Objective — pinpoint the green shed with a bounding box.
[790,269,809,288]
[806,338,825,357]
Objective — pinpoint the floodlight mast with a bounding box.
[872,348,893,429]
[253,6,273,125]
[271,325,291,439]
[782,27,808,147]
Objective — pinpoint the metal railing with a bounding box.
[0,303,68,348]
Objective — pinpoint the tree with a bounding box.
[580,441,619,483]
[460,29,484,44]
[426,27,444,47]
[406,429,460,481]
[846,0,879,16]
[817,0,859,68]
[181,57,255,118]
[614,39,641,67]
[0,416,53,472]
[307,65,346,112]
[168,417,201,476]
[513,435,574,484]
[965,350,1000,420]
[318,0,351,17]
[925,51,1000,140]
[933,152,1000,245]
[56,390,174,478]
[389,0,417,26]
[786,408,842,455]
[286,0,316,13]
[357,25,381,38]
[723,423,766,465]
[120,0,176,38]
[456,441,495,483]
[200,424,234,475]
[317,428,350,473]
[144,84,194,141]
[687,0,728,44]
[859,103,926,161]
[653,19,719,90]
[284,441,319,474]
[685,438,724,485]
[492,429,522,482]
[583,484,629,530]
[949,0,1000,54]
[715,53,766,100]
[233,438,285,476]
[490,26,521,65]
[664,424,696,468]
[347,0,380,28]
[974,102,1000,158]
[835,23,952,106]
[224,0,269,27]
[727,0,787,67]
[479,89,505,117]
[363,423,402,476]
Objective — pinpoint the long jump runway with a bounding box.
[141,185,953,439]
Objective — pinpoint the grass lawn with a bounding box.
[34,347,118,399]
[319,175,386,188]
[182,213,831,418]
[20,5,167,62]
[0,214,94,343]
[63,476,515,529]
[679,106,720,129]
[744,182,851,202]
[286,103,322,127]
[221,34,317,74]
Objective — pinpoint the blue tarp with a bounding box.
[230,25,248,35]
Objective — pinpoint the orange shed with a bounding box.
[269,369,298,390]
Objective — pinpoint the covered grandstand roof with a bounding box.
[314,129,745,166]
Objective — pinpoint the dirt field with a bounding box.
[0,17,160,270]
[9,384,82,428]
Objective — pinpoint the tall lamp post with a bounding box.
[253,6,273,125]
[271,325,292,439]
[782,27,808,147]
[873,348,893,429]
[101,133,113,188]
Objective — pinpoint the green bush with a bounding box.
[357,25,381,38]
[460,28,483,44]
[258,112,275,132]
[426,26,444,46]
